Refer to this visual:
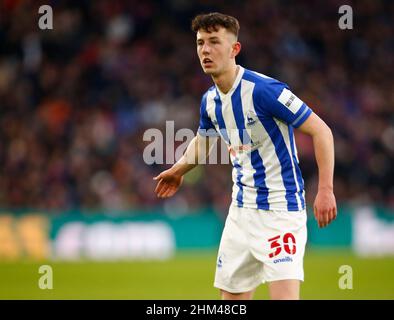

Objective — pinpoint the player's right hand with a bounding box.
[153,169,183,198]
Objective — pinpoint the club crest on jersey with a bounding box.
[246,111,257,126]
[217,253,224,268]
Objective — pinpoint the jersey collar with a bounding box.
[215,65,244,98]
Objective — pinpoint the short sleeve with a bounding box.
[255,80,312,128]
[197,92,220,137]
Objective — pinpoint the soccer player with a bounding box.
[153,12,337,300]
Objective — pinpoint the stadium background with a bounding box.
[0,0,393,299]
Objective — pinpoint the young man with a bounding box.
[153,12,337,300]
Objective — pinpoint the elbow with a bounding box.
[320,123,334,146]
[325,123,333,139]
[311,121,333,141]
[317,117,332,137]
[323,123,333,137]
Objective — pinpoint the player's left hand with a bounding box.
[313,189,337,228]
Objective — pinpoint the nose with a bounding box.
[201,43,211,54]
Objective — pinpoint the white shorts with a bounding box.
[214,204,307,293]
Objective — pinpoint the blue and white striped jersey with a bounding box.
[198,66,312,211]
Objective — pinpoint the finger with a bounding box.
[323,210,329,227]
[327,208,334,224]
[318,211,327,228]
[166,187,178,198]
[319,216,325,228]
[324,210,331,228]
[166,185,179,198]
[153,173,162,181]
[330,207,337,223]
[318,215,323,228]
[322,207,337,227]
[161,188,173,198]
[154,179,164,194]
[314,205,320,226]
[315,206,322,228]
[157,180,168,197]
[154,179,161,194]
[328,206,336,221]
[158,186,170,198]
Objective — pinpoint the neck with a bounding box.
[212,64,239,94]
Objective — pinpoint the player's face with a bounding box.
[196,27,238,76]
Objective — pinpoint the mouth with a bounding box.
[202,58,213,67]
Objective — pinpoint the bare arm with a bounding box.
[154,133,217,198]
[172,133,215,175]
[297,112,337,228]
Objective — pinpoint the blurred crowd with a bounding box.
[0,0,393,215]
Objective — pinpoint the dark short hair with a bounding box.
[191,12,240,38]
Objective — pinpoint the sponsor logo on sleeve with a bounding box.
[277,88,303,114]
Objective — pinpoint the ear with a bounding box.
[231,42,241,58]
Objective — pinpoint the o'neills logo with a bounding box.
[273,256,293,264]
